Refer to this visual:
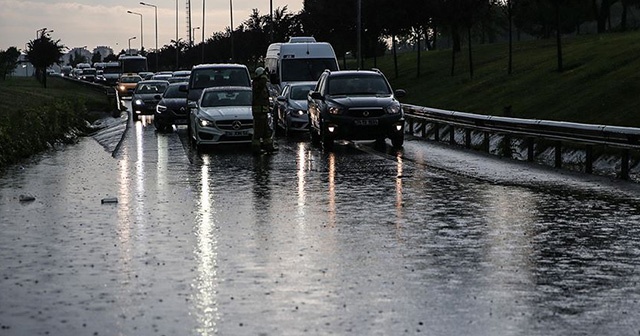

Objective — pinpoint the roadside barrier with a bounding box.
[403,104,640,180]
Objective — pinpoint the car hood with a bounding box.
[199,106,252,119]
[289,99,308,110]
[159,98,187,108]
[133,93,162,100]
[328,95,396,108]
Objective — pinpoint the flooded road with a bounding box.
[2,109,640,335]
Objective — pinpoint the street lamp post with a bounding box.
[229,0,234,62]
[127,11,144,52]
[128,37,137,55]
[140,2,158,71]
[175,0,179,69]
[202,0,206,63]
[192,27,200,46]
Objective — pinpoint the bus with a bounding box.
[118,54,148,74]
[264,37,339,90]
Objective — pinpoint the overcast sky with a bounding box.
[0,0,303,52]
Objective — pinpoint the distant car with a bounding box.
[151,74,172,81]
[187,86,254,148]
[168,70,191,83]
[274,81,316,135]
[117,74,143,97]
[80,68,97,82]
[180,63,252,107]
[308,69,406,150]
[130,80,169,121]
[138,71,154,79]
[154,82,188,132]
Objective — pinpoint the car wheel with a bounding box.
[132,112,139,122]
[391,134,404,148]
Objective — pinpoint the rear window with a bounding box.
[163,85,188,99]
[135,82,168,94]
[190,67,250,89]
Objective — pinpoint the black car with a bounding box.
[307,69,406,150]
[131,80,169,121]
[154,82,189,132]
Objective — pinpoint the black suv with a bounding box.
[308,69,406,150]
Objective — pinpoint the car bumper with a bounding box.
[132,104,158,115]
[286,114,310,131]
[322,115,404,140]
[155,110,189,126]
[194,124,254,145]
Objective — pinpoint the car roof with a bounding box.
[137,80,170,85]
[326,69,383,77]
[192,63,248,70]
[201,86,251,92]
[286,81,317,87]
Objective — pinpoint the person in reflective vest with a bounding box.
[252,67,277,154]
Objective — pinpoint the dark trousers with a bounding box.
[252,106,273,149]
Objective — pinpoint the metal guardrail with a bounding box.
[60,76,120,115]
[402,104,640,180]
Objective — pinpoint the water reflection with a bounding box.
[193,155,220,334]
[327,152,336,228]
[296,143,307,225]
[395,153,404,229]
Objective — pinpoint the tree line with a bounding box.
[4,0,639,86]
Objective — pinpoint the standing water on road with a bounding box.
[1,118,640,335]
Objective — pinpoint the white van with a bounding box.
[264,37,339,89]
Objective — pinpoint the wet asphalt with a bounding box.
[2,106,640,335]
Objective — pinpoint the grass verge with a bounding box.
[0,76,112,169]
[351,31,640,127]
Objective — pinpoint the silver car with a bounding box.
[274,81,316,135]
[187,86,254,149]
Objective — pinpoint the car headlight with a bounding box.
[156,104,167,113]
[118,85,126,91]
[288,108,306,116]
[384,102,401,114]
[135,99,144,106]
[198,117,214,127]
[328,105,344,115]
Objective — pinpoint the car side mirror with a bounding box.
[277,96,286,102]
[154,94,162,100]
[179,84,188,92]
[394,89,406,98]
[187,101,197,109]
[310,91,323,100]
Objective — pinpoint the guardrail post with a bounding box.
[421,121,427,138]
[434,123,440,142]
[407,118,414,135]
[465,129,471,148]
[621,149,630,180]
[527,138,535,162]
[449,125,455,145]
[555,141,562,168]
[483,132,490,152]
[585,145,593,174]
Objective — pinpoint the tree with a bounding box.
[26,32,65,88]
[91,51,102,64]
[69,50,88,67]
[0,47,21,80]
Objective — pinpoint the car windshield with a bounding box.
[120,76,142,83]
[190,68,250,89]
[201,90,252,107]
[135,83,168,94]
[290,84,316,100]
[163,85,188,99]
[328,75,391,96]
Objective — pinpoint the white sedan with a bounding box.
[187,86,254,149]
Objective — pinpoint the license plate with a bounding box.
[225,130,249,136]
[354,119,379,126]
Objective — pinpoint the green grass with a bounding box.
[349,31,640,127]
[0,76,112,168]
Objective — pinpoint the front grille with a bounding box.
[216,119,253,130]
[347,107,384,118]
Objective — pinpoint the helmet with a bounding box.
[255,67,265,76]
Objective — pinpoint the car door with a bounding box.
[308,74,327,130]
[277,85,290,128]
